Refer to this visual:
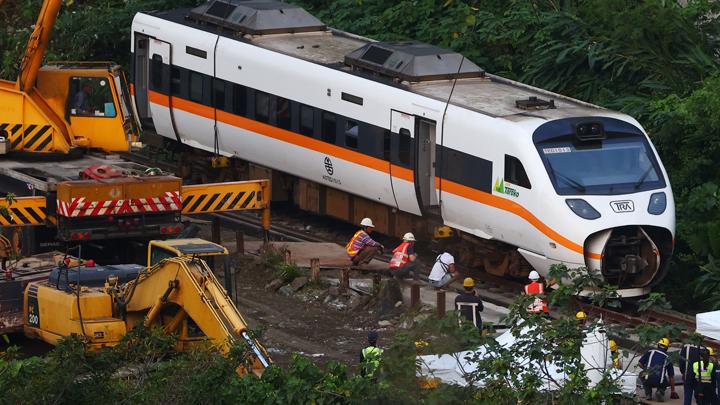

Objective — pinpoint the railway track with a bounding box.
[213,210,720,350]
[119,151,715,348]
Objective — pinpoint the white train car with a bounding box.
[130,0,675,296]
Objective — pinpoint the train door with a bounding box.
[415,118,439,215]
[390,110,421,215]
[146,39,178,140]
[133,34,150,124]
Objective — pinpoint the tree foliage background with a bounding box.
[2,0,720,310]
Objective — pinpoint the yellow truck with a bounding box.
[0,0,270,255]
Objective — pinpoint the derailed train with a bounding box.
[130,0,675,296]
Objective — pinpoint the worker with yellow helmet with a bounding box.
[679,341,704,404]
[609,339,621,369]
[638,338,679,401]
[691,346,718,404]
[575,311,588,326]
[454,277,484,330]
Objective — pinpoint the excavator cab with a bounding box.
[147,238,228,269]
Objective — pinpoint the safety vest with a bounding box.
[346,230,366,257]
[693,361,715,384]
[524,281,549,313]
[389,242,412,268]
[361,346,384,377]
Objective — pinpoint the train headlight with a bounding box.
[566,199,601,220]
[647,192,667,215]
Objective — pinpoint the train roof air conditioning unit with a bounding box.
[344,41,484,82]
[189,0,326,35]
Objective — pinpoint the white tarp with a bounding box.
[696,310,720,341]
[417,323,636,394]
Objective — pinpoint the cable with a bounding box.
[74,245,88,338]
[438,55,466,209]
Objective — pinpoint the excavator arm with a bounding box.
[120,257,271,376]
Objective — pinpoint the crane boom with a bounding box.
[16,0,62,91]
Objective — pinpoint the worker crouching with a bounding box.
[389,233,419,280]
[639,338,679,401]
[346,218,383,266]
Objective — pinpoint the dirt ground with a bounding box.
[227,251,382,369]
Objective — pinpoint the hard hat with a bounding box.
[575,311,587,320]
[657,338,670,348]
[528,270,540,280]
[85,259,95,268]
[463,277,475,288]
[360,218,374,227]
[403,232,416,242]
[609,340,617,352]
[707,346,715,356]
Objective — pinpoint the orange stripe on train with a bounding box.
[147,90,601,260]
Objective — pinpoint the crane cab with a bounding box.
[35,62,140,152]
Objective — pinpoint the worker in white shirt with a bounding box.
[428,251,461,289]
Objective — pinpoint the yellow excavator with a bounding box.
[0,0,138,154]
[22,239,271,376]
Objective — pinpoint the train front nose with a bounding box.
[585,225,673,290]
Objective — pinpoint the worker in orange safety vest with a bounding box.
[523,270,549,314]
[388,233,419,280]
[346,218,383,266]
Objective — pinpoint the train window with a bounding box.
[300,104,314,136]
[383,130,391,161]
[505,155,531,189]
[322,112,336,144]
[214,79,225,110]
[255,91,270,123]
[398,128,412,165]
[150,54,163,90]
[185,46,207,59]
[170,67,181,95]
[341,92,363,106]
[345,119,358,149]
[232,84,247,116]
[189,72,203,102]
[276,97,291,130]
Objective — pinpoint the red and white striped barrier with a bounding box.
[56,191,181,217]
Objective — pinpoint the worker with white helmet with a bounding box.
[389,232,419,280]
[346,218,383,265]
[523,270,549,314]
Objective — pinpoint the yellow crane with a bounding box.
[23,239,271,376]
[0,0,138,154]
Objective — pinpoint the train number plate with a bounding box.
[610,200,634,213]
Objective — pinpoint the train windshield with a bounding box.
[537,134,666,195]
